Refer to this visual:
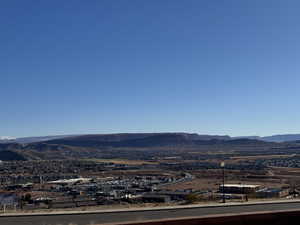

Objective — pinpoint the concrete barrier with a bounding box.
[109,210,300,225]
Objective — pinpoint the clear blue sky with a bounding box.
[1,0,300,137]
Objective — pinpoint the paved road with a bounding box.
[1,201,300,225]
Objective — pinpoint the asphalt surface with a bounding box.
[1,201,300,225]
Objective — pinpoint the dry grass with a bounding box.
[230,154,296,160]
[83,158,158,165]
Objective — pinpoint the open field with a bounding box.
[230,154,296,160]
[163,176,284,191]
[82,158,158,165]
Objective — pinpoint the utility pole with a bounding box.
[220,161,225,203]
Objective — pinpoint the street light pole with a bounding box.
[220,161,225,203]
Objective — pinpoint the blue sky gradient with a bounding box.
[1,0,300,137]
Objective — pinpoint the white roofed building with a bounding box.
[220,184,261,194]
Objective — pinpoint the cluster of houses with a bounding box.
[0,174,194,211]
[0,175,294,212]
[0,160,296,212]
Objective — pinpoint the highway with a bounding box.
[1,200,300,225]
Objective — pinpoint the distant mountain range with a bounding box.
[0,133,231,144]
[1,132,300,161]
[260,134,300,142]
[0,136,16,141]
[0,132,275,161]
[233,134,300,142]
[1,133,300,144]
[0,135,77,144]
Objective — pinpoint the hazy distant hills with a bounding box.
[0,133,280,161]
[0,135,77,144]
[233,134,300,142]
[43,133,232,147]
[0,136,16,142]
[2,133,300,144]
[43,133,273,149]
[0,133,232,145]
[1,132,300,161]
[260,134,300,142]
[1,132,300,146]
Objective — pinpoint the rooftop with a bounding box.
[222,184,261,188]
[48,178,91,185]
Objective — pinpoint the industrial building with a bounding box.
[255,188,290,198]
[220,184,261,194]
